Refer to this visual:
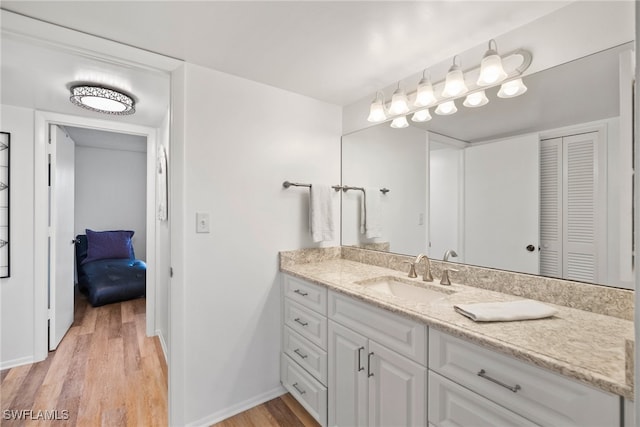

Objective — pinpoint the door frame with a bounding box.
[34,111,158,361]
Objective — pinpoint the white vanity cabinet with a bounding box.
[281,275,328,426]
[328,291,427,427]
[428,329,620,427]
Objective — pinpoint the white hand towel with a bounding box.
[360,187,382,239]
[309,185,334,242]
[157,147,168,221]
[454,300,558,322]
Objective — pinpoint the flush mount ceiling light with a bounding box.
[365,41,532,129]
[69,85,135,115]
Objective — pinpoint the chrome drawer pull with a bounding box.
[294,289,309,296]
[292,382,306,395]
[477,369,521,393]
[357,347,365,372]
[368,352,375,377]
[294,348,308,359]
[294,318,308,327]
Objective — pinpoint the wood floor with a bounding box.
[0,292,167,426]
[212,393,320,427]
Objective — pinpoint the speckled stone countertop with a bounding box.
[280,252,634,400]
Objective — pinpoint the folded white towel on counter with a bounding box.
[454,300,558,322]
[361,187,382,239]
[309,184,334,242]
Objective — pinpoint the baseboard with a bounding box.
[154,329,168,363]
[0,355,35,371]
[185,385,287,427]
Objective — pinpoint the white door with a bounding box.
[464,134,540,274]
[49,125,75,350]
[368,340,427,427]
[328,320,369,427]
[540,138,563,277]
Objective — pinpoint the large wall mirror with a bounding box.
[342,41,635,289]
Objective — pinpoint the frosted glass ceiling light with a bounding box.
[69,85,135,115]
[390,115,409,128]
[389,82,410,115]
[497,78,528,98]
[367,91,387,123]
[435,100,457,116]
[463,91,489,108]
[411,108,432,123]
[414,70,437,107]
[477,39,508,86]
[442,56,468,98]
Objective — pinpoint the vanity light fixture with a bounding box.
[463,90,489,108]
[390,115,409,128]
[389,83,410,115]
[414,70,437,107]
[497,78,528,98]
[367,91,388,123]
[435,100,457,116]
[69,85,135,115]
[477,39,508,86]
[411,108,432,123]
[442,56,468,98]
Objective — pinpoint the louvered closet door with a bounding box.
[539,138,563,278]
[563,132,599,282]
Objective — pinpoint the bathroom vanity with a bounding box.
[279,247,633,427]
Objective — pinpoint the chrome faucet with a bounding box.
[440,249,459,286]
[415,253,433,282]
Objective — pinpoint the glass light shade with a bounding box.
[463,91,489,108]
[497,78,528,98]
[411,109,432,122]
[69,85,135,115]
[442,66,468,98]
[414,77,437,107]
[477,52,507,86]
[367,99,387,122]
[434,100,457,116]
[390,115,409,128]
[389,87,410,115]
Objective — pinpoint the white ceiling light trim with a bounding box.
[69,85,136,115]
[366,45,532,128]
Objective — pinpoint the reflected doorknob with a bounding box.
[526,244,536,252]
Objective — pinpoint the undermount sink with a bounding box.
[355,276,454,304]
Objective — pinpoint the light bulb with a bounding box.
[367,98,387,122]
[477,40,507,86]
[389,86,409,115]
[463,91,489,108]
[390,116,409,128]
[435,100,457,116]
[497,78,527,98]
[411,109,432,122]
[415,76,436,107]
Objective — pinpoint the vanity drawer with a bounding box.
[284,298,327,350]
[429,329,619,427]
[429,371,538,427]
[283,325,328,385]
[283,275,327,315]
[281,353,328,426]
[328,291,426,365]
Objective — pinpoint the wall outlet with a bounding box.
[196,212,210,233]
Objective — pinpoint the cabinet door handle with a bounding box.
[293,317,308,327]
[294,289,308,296]
[293,348,308,359]
[367,352,374,377]
[357,347,365,371]
[292,382,306,395]
[477,369,521,393]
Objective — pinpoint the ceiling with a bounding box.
[1,1,572,108]
[64,126,147,153]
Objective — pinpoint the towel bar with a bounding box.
[282,181,342,191]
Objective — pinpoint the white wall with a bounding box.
[0,105,36,368]
[342,124,427,255]
[74,144,147,260]
[171,63,341,426]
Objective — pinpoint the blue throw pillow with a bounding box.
[83,229,135,264]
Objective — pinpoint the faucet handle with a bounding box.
[402,261,418,278]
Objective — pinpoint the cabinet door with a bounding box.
[368,341,427,427]
[328,321,368,427]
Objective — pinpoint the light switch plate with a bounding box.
[196,212,210,233]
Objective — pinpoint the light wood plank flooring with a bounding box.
[1,292,167,426]
[212,393,320,427]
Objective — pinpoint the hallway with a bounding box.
[1,294,167,425]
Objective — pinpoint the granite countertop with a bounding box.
[281,258,634,400]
